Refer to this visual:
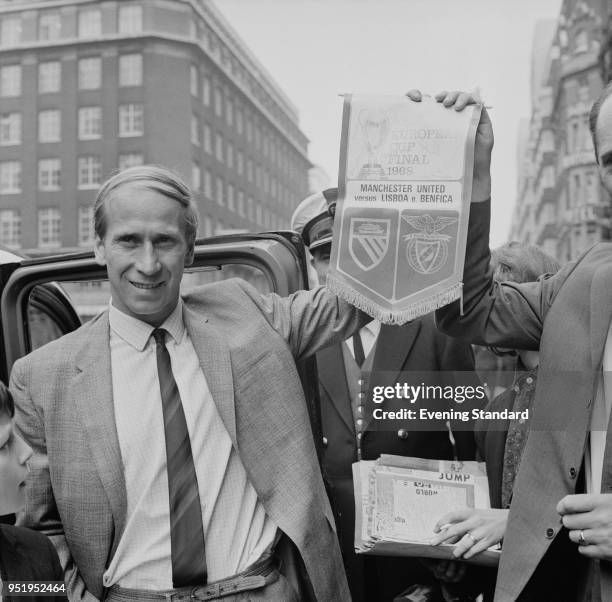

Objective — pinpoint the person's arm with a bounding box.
[10,359,99,602]
[235,280,370,361]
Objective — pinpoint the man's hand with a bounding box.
[429,507,507,560]
[558,493,612,560]
[406,89,493,203]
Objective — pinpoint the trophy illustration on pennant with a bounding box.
[357,109,390,180]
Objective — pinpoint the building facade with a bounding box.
[0,0,311,254]
[511,0,611,262]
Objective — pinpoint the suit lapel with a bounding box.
[182,304,236,445]
[72,314,127,553]
[590,263,612,369]
[318,344,353,433]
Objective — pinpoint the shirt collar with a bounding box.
[109,299,185,351]
[361,319,381,339]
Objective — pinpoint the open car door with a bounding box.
[0,232,324,460]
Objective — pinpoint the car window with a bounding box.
[25,263,271,348]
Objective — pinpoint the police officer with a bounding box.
[292,189,482,602]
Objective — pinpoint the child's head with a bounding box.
[0,381,32,515]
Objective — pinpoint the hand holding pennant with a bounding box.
[327,91,492,324]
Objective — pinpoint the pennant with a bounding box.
[327,94,481,324]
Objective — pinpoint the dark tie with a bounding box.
[353,331,366,367]
[152,328,207,587]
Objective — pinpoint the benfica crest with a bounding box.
[349,218,391,271]
[402,214,457,275]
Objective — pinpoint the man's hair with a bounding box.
[490,241,560,284]
[589,81,612,161]
[94,165,199,250]
[0,381,14,418]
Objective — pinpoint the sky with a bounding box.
[213,0,563,246]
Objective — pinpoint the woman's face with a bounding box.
[0,410,32,515]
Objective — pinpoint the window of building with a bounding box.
[191,115,200,146]
[118,153,143,170]
[247,159,253,182]
[0,17,21,47]
[0,209,20,248]
[216,176,224,205]
[78,57,101,90]
[575,29,588,54]
[215,133,223,162]
[0,161,21,194]
[236,108,243,135]
[214,87,223,117]
[78,9,102,39]
[237,190,245,217]
[38,61,61,94]
[0,65,21,97]
[227,184,234,211]
[246,118,252,143]
[38,158,61,190]
[78,107,102,140]
[202,76,211,106]
[78,206,95,246]
[192,163,201,191]
[204,169,212,198]
[38,110,61,143]
[256,202,262,225]
[237,151,244,175]
[203,215,213,237]
[247,196,254,220]
[78,156,102,189]
[226,99,233,127]
[38,12,61,42]
[190,65,198,97]
[118,4,143,34]
[0,113,20,146]
[38,208,61,248]
[119,104,143,137]
[119,53,142,86]
[227,142,234,169]
[203,123,212,153]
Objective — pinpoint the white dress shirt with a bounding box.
[587,320,612,493]
[103,301,277,588]
[346,320,381,360]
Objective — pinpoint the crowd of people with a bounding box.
[1,83,612,602]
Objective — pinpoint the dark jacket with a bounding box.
[317,313,481,602]
[0,524,66,602]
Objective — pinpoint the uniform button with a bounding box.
[356,418,364,427]
[357,405,363,415]
[526,377,533,384]
[358,392,364,399]
[398,429,408,439]
[513,385,520,393]
[569,467,577,479]
[358,379,363,386]
[322,436,328,447]
[545,528,555,539]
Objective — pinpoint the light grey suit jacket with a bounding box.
[11,279,366,602]
[437,201,612,601]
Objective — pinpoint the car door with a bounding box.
[0,232,325,459]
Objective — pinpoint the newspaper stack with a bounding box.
[353,455,500,567]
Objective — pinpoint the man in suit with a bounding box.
[0,381,66,601]
[292,189,481,602]
[12,165,369,601]
[420,86,612,601]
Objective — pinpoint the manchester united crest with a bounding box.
[402,214,457,275]
[348,218,391,271]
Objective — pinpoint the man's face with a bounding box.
[596,96,612,195]
[94,183,194,326]
[310,244,331,285]
[0,411,32,515]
